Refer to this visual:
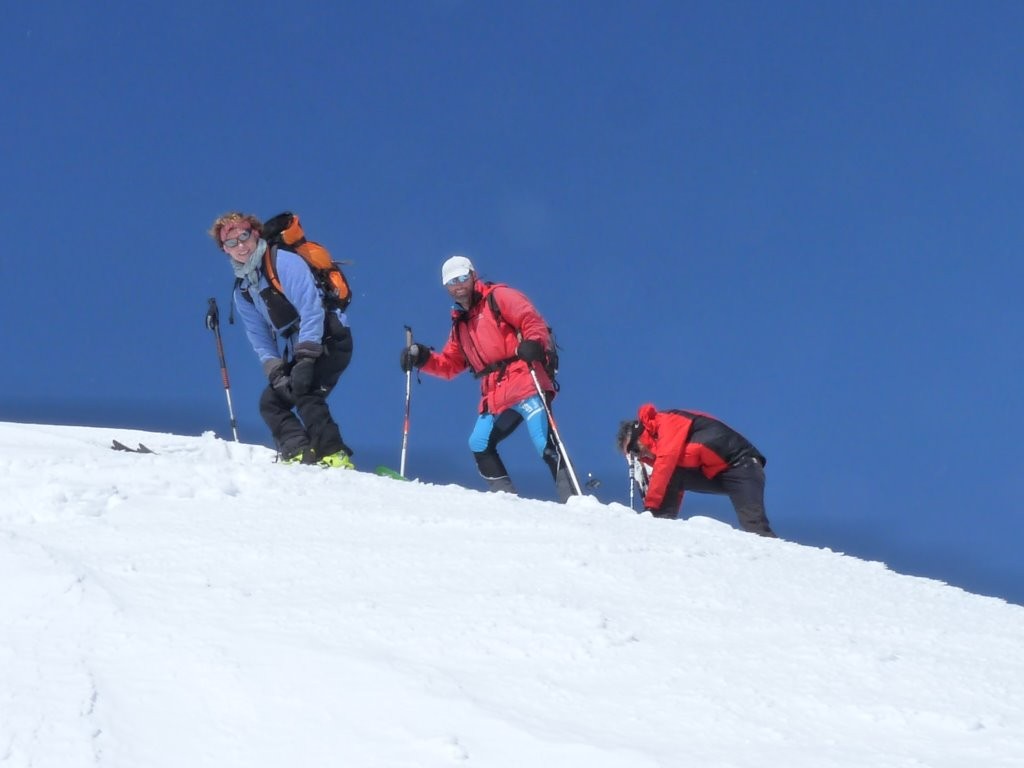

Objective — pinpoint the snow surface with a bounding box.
[2,422,1022,768]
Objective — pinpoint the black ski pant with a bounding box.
[472,401,575,503]
[259,327,353,461]
[651,456,776,536]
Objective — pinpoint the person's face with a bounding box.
[220,222,257,263]
[623,433,654,462]
[445,272,475,306]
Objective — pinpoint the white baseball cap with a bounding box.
[441,255,475,286]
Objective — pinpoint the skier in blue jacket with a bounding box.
[209,212,354,467]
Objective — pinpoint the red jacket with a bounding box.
[635,403,764,510]
[421,281,554,414]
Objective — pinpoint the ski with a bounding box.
[111,440,156,454]
[374,465,409,481]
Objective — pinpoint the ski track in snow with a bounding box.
[1,422,1022,767]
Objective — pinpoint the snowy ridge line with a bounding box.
[1,421,1023,767]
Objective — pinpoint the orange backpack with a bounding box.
[261,212,352,311]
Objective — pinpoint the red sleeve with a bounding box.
[643,411,694,510]
[420,328,468,380]
[491,286,550,345]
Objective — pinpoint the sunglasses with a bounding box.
[221,229,254,248]
[445,273,472,287]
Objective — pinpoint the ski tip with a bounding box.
[374,466,409,481]
[110,439,157,454]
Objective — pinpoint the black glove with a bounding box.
[290,358,316,396]
[400,343,430,372]
[264,359,294,404]
[516,339,545,364]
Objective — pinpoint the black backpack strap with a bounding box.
[234,246,303,335]
[472,289,520,379]
[471,355,519,380]
[228,277,247,325]
[486,285,513,333]
[487,283,560,391]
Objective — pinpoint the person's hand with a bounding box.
[516,339,545,363]
[400,343,430,372]
[264,359,294,403]
[290,358,316,396]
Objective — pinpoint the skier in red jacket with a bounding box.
[617,404,777,536]
[401,255,576,502]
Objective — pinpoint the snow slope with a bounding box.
[1,422,1022,767]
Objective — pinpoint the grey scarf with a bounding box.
[231,239,268,289]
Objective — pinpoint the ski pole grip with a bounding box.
[404,324,413,347]
[206,298,220,331]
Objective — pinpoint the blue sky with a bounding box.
[4,1,1022,604]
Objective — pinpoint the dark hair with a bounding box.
[616,420,643,454]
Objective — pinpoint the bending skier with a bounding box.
[617,404,777,536]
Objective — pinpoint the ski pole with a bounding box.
[400,325,413,477]
[527,366,583,496]
[628,455,636,511]
[205,298,240,442]
[627,453,649,512]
